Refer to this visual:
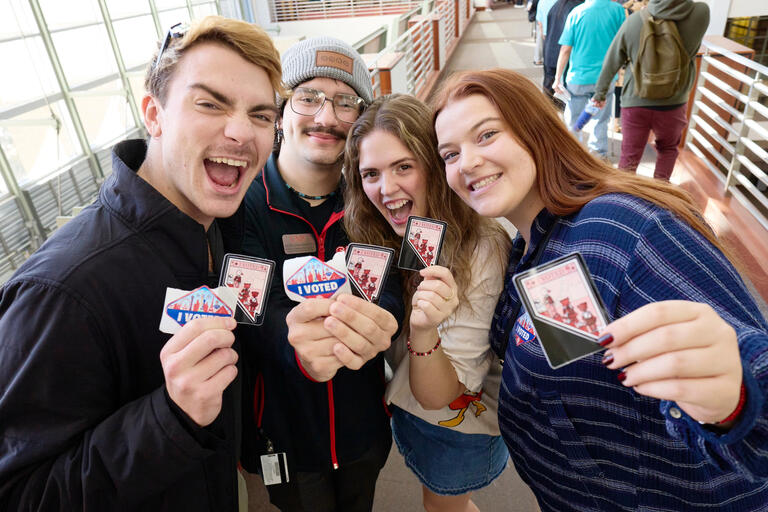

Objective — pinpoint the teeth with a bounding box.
[386,199,409,210]
[208,156,247,167]
[471,175,499,191]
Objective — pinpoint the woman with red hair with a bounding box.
[432,68,768,511]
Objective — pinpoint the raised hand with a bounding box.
[160,316,239,427]
[601,301,743,426]
[325,294,398,370]
[286,298,345,382]
[409,265,459,335]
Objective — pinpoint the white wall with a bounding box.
[729,0,768,18]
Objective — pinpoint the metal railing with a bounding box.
[364,0,471,99]
[686,39,768,231]
[268,0,422,22]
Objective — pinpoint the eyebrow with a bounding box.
[358,156,415,174]
[189,82,279,114]
[437,116,501,152]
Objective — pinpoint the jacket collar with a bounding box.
[104,139,209,275]
[262,152,344,214]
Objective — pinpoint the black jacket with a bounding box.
[222,153,402,473]
[0,139,240,511]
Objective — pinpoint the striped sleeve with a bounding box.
[621,207,768,480]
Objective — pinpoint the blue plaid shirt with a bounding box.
[492,193,768,511]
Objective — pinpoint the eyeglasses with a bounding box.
[153,22,188,70]
[289,87,365,124]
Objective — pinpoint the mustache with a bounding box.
[302,125,346,140]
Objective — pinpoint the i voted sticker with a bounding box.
[159,285,236,334]
[283,252,351,302]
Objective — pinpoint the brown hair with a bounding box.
[145,16,285,105]
[432,68,728,255]
[344,94,511,307]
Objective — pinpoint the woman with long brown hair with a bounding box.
[344,94,511,512]
[432,68,768,511]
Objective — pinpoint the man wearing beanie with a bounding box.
[592,0,709,180]
[222,36,402,511]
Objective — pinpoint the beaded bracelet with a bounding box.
[407,337,441,357]
[715,383,747,425]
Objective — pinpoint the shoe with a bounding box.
[533,61,543,66]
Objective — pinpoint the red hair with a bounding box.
[431,68,727,254]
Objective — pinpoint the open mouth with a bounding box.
[204,156,248,189]
[469,174,501,192]
[385,198,412,225]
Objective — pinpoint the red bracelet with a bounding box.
[407,337,441,356]
[716,383,747,425]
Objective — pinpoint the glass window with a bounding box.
[39,0,101,31]
[0,37,60,110]
[0,0,38,40]
[52,24,119,88]
[155,0,188,10]
[74,79,137,149]
[0,100,81,186]
[128,72,148,111]
[193,3,219,18]
[113,15,158,69]
[159,8,191,32]
[105,0,152,19]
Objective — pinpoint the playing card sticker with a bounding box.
[220,254,275,325]
[513,253,609,369]
[159,285,236,334]
[283,251,351,302]
[397,216,447,271]
[345,243,394,303]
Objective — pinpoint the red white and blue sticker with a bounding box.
[159,285,236,334]
[513,311,538,346]
[283,252,350,302]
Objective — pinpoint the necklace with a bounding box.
[285,182,338,201]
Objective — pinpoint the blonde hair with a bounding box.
[344,94,510,307]
[145,16,285,105]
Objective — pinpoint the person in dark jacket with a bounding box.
[544,0,585,109]
[0,16,283,511]
[224,37,402,512]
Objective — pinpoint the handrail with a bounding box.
[685,39,768,232]
[268,0,422,22]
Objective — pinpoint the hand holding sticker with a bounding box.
[513,253,610,369]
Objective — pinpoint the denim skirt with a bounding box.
[391,405,509,495]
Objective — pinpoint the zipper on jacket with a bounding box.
[266,201,345,471]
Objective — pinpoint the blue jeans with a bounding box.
[566,82,614,156]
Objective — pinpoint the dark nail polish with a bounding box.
[601,352,613,366]
[617,371,626,383]
[598,334,614,347]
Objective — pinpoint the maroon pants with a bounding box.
[619,104,688,181]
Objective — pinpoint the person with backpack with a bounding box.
[592,0,710,180]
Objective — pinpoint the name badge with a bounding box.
[282,233,317,255]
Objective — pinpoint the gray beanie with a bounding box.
[282,36,373,105]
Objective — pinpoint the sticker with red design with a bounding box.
[397,216,446,271]
[159,285,236,334]
[220,254,275,325]
[345,243,393,304]
[283,252,351,302]
[513,253,609,369]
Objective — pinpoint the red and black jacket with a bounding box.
[221,153,402,474]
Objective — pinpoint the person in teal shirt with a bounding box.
[553,0,625,156]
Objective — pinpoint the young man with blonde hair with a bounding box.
[0,16,282,511]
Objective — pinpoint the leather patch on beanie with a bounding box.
[316,51,353,74]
